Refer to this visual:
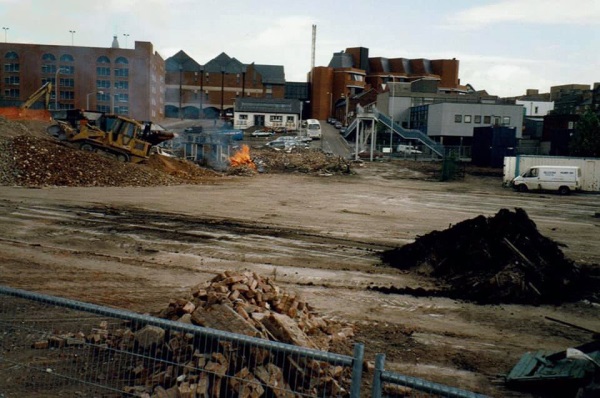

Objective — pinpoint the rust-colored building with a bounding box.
[165,51,286,120]
[0,37,165,121]
[310,47,465,121]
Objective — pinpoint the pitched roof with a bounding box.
[328,51,354,68]
[165,50,202,72]
[204,52,246,74]
[252,64,285,84]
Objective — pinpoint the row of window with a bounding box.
[454,114,511,125]
[97,80,129,90]
[237,114,295,123]
[5,51,129,64]
[96,67,129,77]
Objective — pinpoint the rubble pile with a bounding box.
[0,135,183,187]
[379,208,589,304]
[157,271,354,350]
[251,148,352,175]
[143,153,222,181]
[31,271,355,397]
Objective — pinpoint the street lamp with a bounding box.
[69,30,76,45]
[179,65,183,119]
[389,75,396,156]
[86,91,104,110]
[199,68,204,119]
[123,33,130,48]
[2,27,8,43]
[54,67,68,110]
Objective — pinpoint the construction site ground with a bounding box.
[0,120,599,397]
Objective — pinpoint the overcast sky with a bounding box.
[2,0,598,97]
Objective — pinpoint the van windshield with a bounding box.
[523,169,538,178]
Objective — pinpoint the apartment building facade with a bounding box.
[0,38,165,121]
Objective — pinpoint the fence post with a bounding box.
[350,343,364,398]
[372,353,385,398]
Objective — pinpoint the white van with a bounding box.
[511,166,581,195]
[306,119,322,139]
[396,144,422,154]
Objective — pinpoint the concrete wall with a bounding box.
[427,102,524,139]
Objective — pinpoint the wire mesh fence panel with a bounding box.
[371,354,489,398]
[0,286,363,397]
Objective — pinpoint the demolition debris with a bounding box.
[378,208,597,304]
[30,271,356,397]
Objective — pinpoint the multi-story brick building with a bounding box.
[310,46,466,122]
[165,51,286,120]
[0,37,165,121]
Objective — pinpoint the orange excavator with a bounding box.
[0,82,53,121]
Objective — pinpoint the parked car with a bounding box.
[251,129,275,137]
[340,127,347,135]
[334,122,342,129]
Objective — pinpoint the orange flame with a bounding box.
[230,144,256,169]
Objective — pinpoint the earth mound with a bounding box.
[379,208,594,304]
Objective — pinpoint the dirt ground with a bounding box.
[0,124,599,396]
[1,164,599,396]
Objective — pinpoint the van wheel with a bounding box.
[518,184,528,192]
[558,186,570,195]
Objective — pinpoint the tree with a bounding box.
[569,109,600,157]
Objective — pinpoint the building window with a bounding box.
[59,78,75,87]
[494,116,501,125]
[61,65,75,75]
[115,93,129,103]
[4,76,20,85]
[97,105,111,113]
[239,114,248,120]
[97,66,111,76]
[474,115,481,123]
[4,51,18,60]
[534,106,539,114]
[60,54,74,62]
[114,81,129,90]
[42,64,57,74]
[97,80,111,89]
[98,92,111,102]
[484,116,491,124]
[42,53,56,62]
[4,63,19,72]
[60,90,75,100]
[454,114,462,123]
[502,116,511,125]
[97,56,110,64]
[115,56,129,64]
[114,68,129,77]
[4,88,19,98]
[269,115,282,122]
[464,115,472,123]
[286,116,294,123]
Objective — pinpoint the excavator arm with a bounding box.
[20,82,53,110]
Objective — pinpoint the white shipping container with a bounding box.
[503,155,600,192]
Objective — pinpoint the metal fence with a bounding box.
[0,286,364,398]
[371,354,490,398]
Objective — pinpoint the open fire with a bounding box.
[229,144,256,169]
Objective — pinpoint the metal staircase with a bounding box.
[345,105,445,158]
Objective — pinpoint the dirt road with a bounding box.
[1,162,599,396]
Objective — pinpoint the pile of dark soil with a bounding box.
[378,208,594,304]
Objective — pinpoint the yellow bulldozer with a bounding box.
[47,110,174,163]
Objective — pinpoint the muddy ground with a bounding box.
[0,161,599,397]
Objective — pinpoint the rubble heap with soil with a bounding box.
[379,208,593,304]
[251,148,352,175]
[31,271,355,397]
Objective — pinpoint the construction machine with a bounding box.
[0,82,53,121]
[47,110,174,163]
